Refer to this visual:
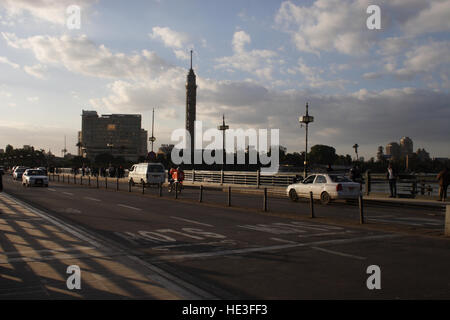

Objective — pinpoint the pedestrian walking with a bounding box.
[387,163,397,198]
[437,167,449,201]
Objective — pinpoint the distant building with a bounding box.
[400,137,413,156]
[376,146,384,161]
[385,142,401,160]
[79,110,148,162]
[157,144,175,157]
[23,145,32,151]
[415,148,430,162]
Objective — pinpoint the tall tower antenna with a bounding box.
[186,49,197,166]
[149,108,156,153]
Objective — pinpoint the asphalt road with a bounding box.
[2,175,450,299]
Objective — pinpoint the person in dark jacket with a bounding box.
[437,167,450,201]
[387,163,397,197]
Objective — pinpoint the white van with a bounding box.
[128,163,166,187]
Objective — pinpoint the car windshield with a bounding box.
[148,165,164,173]
[16,169,26,173]
[26,170,45,176]
[329,175,352,182]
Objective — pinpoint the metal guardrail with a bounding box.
[52,168,441,198]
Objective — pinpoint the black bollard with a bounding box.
[263,188,268,212]
[359,194,365,224]
[199,185,203,203]
[228,186,231,207]
[310,191,315,218]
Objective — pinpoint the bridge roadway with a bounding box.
[1,175,450,299]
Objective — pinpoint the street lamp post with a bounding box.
[218,115,229,171]
[353,143,359,162]
[149,108,156,153]
[299,102,314,179]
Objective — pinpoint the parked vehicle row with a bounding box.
[10,166,49,187]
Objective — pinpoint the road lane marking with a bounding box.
[311,247,366,260]
[297,231,354,238]
[2,192,212,299]
[62,192,74,196]
[270,238,298,244]
[117,204,142,211]
[170,216,214,227]
[154,234,401,262]
[47,188,57,192]
[84,197,101,202]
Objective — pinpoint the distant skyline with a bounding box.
[0,0,449,159]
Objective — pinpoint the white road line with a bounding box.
[47,188,57,192]
[270,238,298,244]
[84,197,101,202]
[157,234,401,262]
[170,216,214,227]
[62,192,74,196]
[117,204,142,211]
[311,246,366,260]
[297,231,353,238]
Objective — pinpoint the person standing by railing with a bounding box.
[437,167,449,202]
[387,163,398,198]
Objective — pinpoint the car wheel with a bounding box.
[289,189,299,202]
[320,192,331,205]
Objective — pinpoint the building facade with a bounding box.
[400,136,413,157]
[385,142,401,160]
[79,110,147,162]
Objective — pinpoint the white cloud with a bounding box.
[216,30,277,80]
[0,55,19,68]
[23,63,47,79]
[403,0,450,36]
[27,96,39,102]
[2,33,174,80]
[275,0,375,55]
[149,26,189,49]
[0,0,96,25]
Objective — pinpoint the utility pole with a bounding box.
[218,114,229,171]
[299,103,314,179]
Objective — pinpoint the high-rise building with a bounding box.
[79,110,147,161]
[400,136,413,156]
[385,142,401,160]
[186,50,197,162]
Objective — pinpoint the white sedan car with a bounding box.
[286,173,361,205]
[22,169,49,187]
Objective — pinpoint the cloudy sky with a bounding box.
[0,0,449,159]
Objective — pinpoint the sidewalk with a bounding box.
[0,192,180,299]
